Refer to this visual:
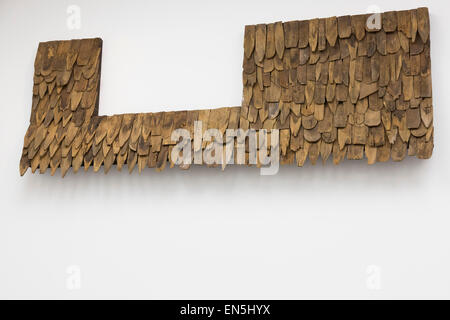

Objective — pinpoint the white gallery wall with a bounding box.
[0,0,449,299]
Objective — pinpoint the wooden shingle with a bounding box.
[19,8,434,176]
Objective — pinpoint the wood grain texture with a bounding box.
[20,8,433,176]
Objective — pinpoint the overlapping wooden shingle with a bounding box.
[20,8,433,176]
[240,7,433,167]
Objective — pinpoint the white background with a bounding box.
[0,0,449,299]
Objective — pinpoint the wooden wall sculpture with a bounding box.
[20,7,433,177]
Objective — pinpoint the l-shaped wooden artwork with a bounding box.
[20,7,433,177]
